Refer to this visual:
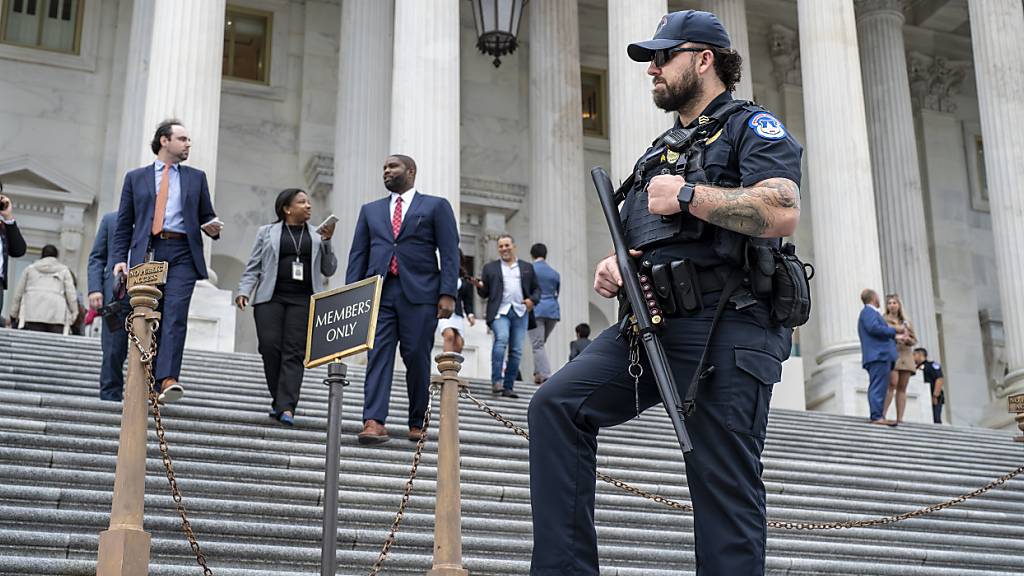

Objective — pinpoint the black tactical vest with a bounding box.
[620,100,771,269]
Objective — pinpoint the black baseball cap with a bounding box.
[627,10,731,62]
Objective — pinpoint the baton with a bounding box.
[591,167,693,454]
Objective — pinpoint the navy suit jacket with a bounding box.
[87,212,119,302]
[858,305,897,367]
[345,192,459,305]
[112,163,218,279]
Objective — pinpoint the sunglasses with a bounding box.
[652,47,706,68]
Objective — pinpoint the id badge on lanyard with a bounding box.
[292,259,304,281]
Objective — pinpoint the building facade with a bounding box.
[0,0,1020,429]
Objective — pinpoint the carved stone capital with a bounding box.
[769,24,801,88]
[855,0,906,18]
[907,51,969,113]
[304,153,334,203]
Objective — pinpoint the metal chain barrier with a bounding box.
[126,313,214,575]
[369,384,439,576]
[459,387,1024,530]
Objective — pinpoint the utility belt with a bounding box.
[623,243,812,417]
[634,242,813,329]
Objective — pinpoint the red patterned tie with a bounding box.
[389,196,402,275]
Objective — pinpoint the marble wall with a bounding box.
[0,0,122,295]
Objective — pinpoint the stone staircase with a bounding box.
[1,327,1023,575]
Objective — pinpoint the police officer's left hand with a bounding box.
[647,174,686,216]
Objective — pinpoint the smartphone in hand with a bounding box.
[317,214,339,232]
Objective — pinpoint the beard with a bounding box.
[384,173,408,193]
[652,66,702,113]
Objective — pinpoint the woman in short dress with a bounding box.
[437,250,476,353]
[882,293,917,425]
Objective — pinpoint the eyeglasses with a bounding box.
[652,47,706,68]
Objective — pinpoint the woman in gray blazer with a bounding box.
[235,188,337,425]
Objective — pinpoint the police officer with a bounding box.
[527,10,803,576]
[913,347,945,424]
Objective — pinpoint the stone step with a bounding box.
[1,328,1023,575]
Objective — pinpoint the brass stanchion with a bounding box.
[427,353,470,576]
[97,264,165,576]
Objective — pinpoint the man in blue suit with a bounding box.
[528,242,560,384]
[858,288,905,425]
[88,212,130,401]
[112,119,223,403]
[346,154,459,444]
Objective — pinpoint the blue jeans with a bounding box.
[865,360,891,421]
[491,309,528,391]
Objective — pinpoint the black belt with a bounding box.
[153,231,186,240]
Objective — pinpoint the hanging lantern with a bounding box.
[471,0,527,68]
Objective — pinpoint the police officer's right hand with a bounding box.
[594,250,643,298]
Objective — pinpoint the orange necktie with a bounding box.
[151,164,170,236]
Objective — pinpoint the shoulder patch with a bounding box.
[748,112,787,140]
[932,362,941,370]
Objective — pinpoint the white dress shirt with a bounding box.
[498,259,526,317]
[388,189,417,228]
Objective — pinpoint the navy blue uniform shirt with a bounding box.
[626,91,803,268]
[920,360,944,398]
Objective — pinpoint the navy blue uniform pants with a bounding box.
[99,316,129,401]
[363,276,438,428]
[528,302,790,576]
[151,237,199,384]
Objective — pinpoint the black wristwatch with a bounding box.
[677,182,696,214]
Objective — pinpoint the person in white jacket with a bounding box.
[9,244,78,334]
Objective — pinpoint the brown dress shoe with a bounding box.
[358,420,390,445]
[158,378,184,403]
[408,426,425,442]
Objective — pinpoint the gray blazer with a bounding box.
[236,222,337,305]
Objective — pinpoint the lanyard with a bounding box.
[285,224,306,263]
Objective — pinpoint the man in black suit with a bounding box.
[473,234,540,398]
[0,181,27,327]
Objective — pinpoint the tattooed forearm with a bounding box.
[688,177,800,237]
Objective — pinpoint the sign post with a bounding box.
[1009,393,1024,443]
[96,261,168,576]
[305,276,383,576]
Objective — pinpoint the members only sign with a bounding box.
[304,276,383,368]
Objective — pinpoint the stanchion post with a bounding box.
[321,360,349,575]
[427,352,470,576]
[96,282,163,576]
[1009,393,1024,443]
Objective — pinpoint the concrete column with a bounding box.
[332,0,394,281]
[529,0,587,374]
[855,0,939,356]
[798,0,886,417]
[702,0,753,101]
[137,0,225,197]
[607,0,669,184]
[390,0,461,219]
[968,0,1024,406]
[100,0,154,215]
